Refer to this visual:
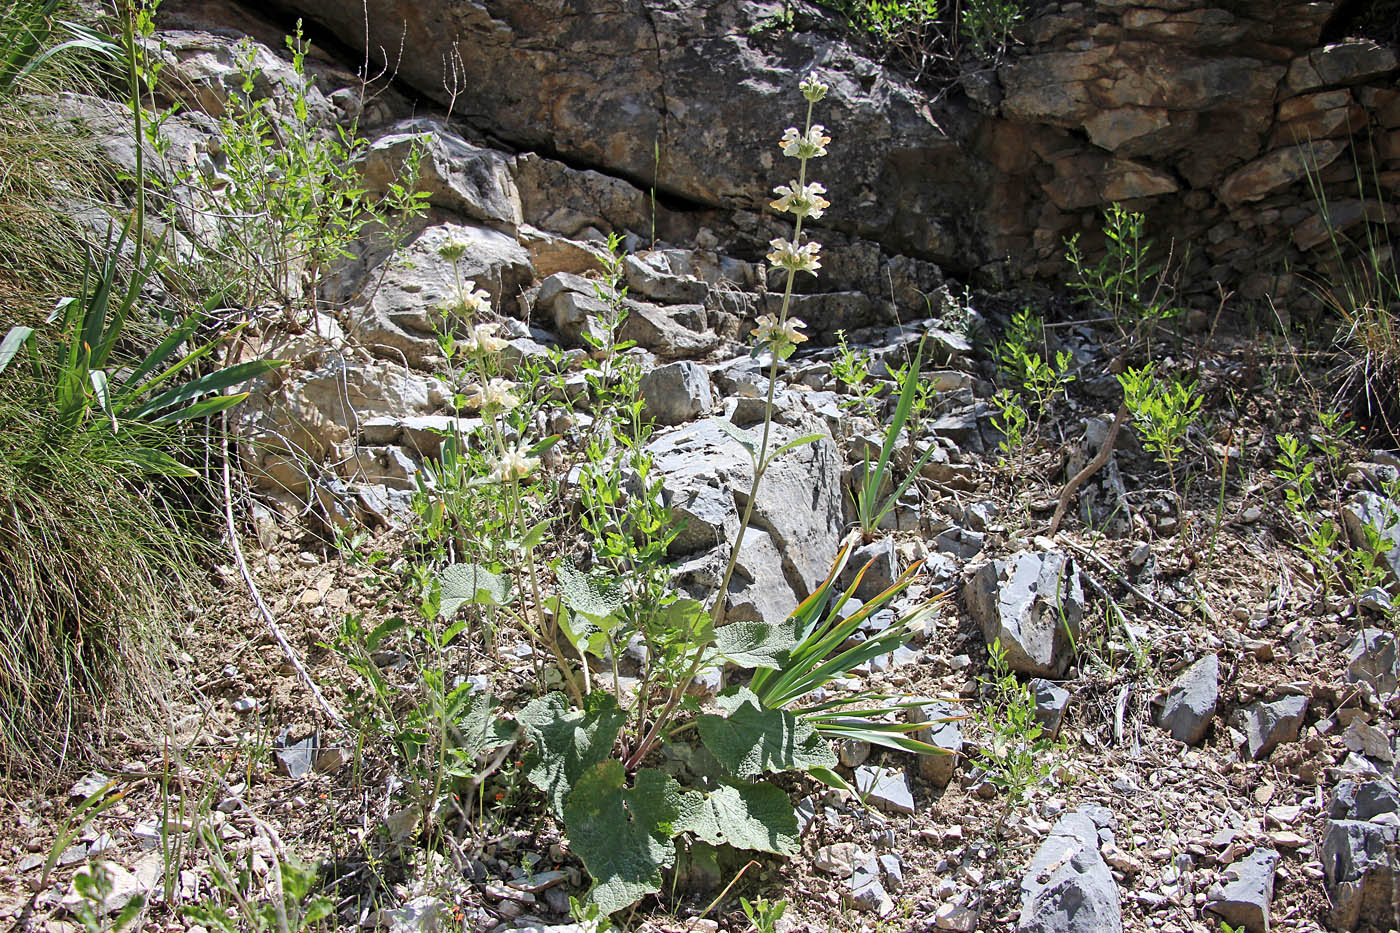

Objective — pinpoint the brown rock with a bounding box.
[1286,40,1399,94]
[1269,90,1367,147]
[1046,151,1178,209]
[1218,139,1347,206]
[1084,107,1173,152]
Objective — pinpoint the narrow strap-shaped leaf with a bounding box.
[0,326,34,375]
[119,313,204,392]
[149,392,249,424]
[89,369,116,432]
[132,359,284,419]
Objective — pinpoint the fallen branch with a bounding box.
[1047,401,1128,536]
[221,411,344,728]
[1059,537,1189,625]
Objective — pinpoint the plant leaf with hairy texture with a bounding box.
[711,416,759,461]
[712,616,799,669]
[676,780,798,855]
[563,762,683,916]
[698,692,836,779]
[439,563,510,617]
[518,692,625,814]
[555,563,624,629]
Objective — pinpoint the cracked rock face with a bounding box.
[1323,779,1400,931]
[647,416,843,625]
[1017,808,1123,933]
[964,551,1084,677]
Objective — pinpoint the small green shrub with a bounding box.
[1117,363,1203,507]
[1066,203,1183,353]
[960,0,1022,59]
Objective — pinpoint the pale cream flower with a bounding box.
[779,124,831,159]
[480,378,520,414]
[491,442,539,482]
[800,73,829,103]
[752,314,809,347]
[458,282,492,316]
[770,180,830,219]
[767,237,822,274]
[463,322,509,355]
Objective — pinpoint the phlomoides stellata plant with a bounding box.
[330,74,949,919]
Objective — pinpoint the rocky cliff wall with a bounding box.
[238,0,1399,308]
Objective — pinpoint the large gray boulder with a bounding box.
[648,417,843,624]
[343,218,533,366]
[1018,808,1123,933]
[965,552,1084,677]
[640,361,714,426]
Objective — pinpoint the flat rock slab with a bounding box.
[854,765,916,815]
[1205,847,1279,932]
[1018,807,1123,933]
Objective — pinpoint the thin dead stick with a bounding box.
[1059,537,1189,625]
[221,411,344,727]
[1047,401,1128,536]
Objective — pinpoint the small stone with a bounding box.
[906,698,963,787]
[1346,628,1398,696]
[854,765,916,815]
[1341,720,1394,762]
[838,739,871,769]
[935,902,980,931]
[1158,654,1219,746]
[1028,679,1071,738]
[1018,807,1123,932]
[878,853,904,891]
[814,842,861,876]
[232,697,258,714]
[1205,847,1279,932]
[964,551,1083,676]
[846,877,894,916]
[274,735,317,780]
[1235,695,1308,761]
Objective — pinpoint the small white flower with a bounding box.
[767,237,822,274]
[480,378,520,414]
[459,282,492,316]
[800,73,829,103]
[463,322,509,355]
[491,442,539,482]
[779,124,831,159]
[770,180,830,219]
[752,314,809,348]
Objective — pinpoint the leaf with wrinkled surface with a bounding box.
[698,694,836,779]
[676,781,798,855]
[712,616,799,669]
[518,692,625,814]
[439,563,510,617]
[563,762,683,916]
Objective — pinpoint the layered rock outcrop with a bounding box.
[255,0,1398,304]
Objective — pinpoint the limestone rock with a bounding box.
[1342,493,1400,585]
[1286,40,1399,95]
[853,765,915,815]
[1205,847,1280,933]
[1346,628,1399,697]
[905,698,962,787]
[1018,808,1123,933]
[1323,779,1400,931]
[1157,654,1219,745]
[1218,139,1348,206]
[346,219,532,366]
[964,552,1084,677]
[361,119,522,231]
[649,418,843,621]
[1234,696,1308,761]
[1028,679,1071,739]
[835,537,899,603]
[640,361,713,426]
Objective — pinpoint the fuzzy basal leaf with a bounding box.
[697,694,836,779]
[518,692,625,814]
[439,563,511,618]
[676,781,798,856]
[712,616,800,669]
[563,762,684,916]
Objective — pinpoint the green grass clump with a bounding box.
[0,347,205,782]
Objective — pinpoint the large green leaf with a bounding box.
[439,563,511,618]
[697,691,836,779]
[563,762,683,916]
[712,616,799,669]
[555,563,624,628]
[676,781,798,856]
[518,692,625,814]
